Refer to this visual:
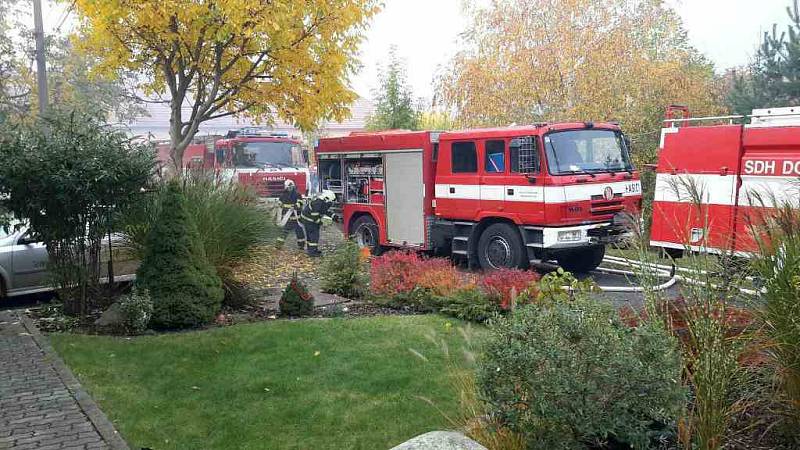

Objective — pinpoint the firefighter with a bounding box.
[299,190,336,257]
[276,179,305,249]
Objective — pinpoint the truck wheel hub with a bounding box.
[485,236,512,268]
[356,226,375,247]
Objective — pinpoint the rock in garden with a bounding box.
[94,302,124,329]
[389,431,487,450]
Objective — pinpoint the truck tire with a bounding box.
[556,245,605,273]
[350,215,384,256]
[477,223,528,270]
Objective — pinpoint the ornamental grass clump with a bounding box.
[280,273,314,317]
[136,182,224,329]
[749,188,800,441]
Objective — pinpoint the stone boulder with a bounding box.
[389,431,487,450]
[94,302,124,330]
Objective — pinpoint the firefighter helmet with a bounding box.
[284,179,296,189]
[320,190,336,203]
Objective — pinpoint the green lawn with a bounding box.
[51,315,482,450]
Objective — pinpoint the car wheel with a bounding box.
[477,223,528,270]
[556,245,606,273]
[351,215,383,256]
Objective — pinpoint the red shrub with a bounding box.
[478,268,540,309]
[370,252,462,297]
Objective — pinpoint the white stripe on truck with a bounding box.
[435,180,640,203]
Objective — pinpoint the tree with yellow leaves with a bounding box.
[73,0,380,171]
[437,0,724,168]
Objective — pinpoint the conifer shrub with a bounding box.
[280,273,315,317]
[320,240,369,299]
[136,182,224,329]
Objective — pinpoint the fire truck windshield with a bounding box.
[233,141,298,168]
[544,130,632,175]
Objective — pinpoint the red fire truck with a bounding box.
[651,106,800,256]
[316,123,642,272]
[215,128,310,197]
[157,128,311,197]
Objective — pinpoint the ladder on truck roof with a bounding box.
[663,105,800,127]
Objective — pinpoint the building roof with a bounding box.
[122,96,375,140]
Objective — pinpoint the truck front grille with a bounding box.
[590,193,625,216]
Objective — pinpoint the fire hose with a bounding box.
[591,255,760,296]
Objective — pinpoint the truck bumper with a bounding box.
[524,220,630,249]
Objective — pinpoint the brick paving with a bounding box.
[0,310,127,450]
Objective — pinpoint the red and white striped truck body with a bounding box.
[317,123,642,271]
[651,107,800,256]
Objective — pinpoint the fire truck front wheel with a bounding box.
[477,223,528,270]
[351,215,383,256]
[555,245,606,274]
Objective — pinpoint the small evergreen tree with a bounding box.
[136,182,224,329]
[728,0,800,113]
[280,273,315,317]
[320,240,369,299]
[366,47,420,131]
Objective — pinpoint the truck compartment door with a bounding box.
[384,152,426,246]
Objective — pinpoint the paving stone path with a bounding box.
[0,310,127,450]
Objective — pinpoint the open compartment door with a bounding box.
[384,152,425,246]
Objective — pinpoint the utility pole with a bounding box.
[33,0,48,114]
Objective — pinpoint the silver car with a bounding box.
[0,225,50,297]
[0,225,135,298]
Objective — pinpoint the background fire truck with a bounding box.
[316,124,642,272]
[651,106,800,256]
[157,127,312,197]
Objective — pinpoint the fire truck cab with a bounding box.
[317,123,642,272]
[651,106,800,256]
[215,128,310,197]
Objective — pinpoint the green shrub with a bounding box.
[118,288,153,334]
[434,288,501,323]
[320,240,369,299]
[136,182,224,329]
[280,273,314,317]
[0,109,154,316]
[123,171,276,307]
[478,301,686,449]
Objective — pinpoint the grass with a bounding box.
[50,315,482,450]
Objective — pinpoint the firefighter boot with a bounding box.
[306,243,322,257]
[296,239,306,250]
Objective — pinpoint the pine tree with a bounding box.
[366,47,420,131]
[729,0,800,113]
[136,182,224,329]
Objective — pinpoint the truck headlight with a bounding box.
[557,230,582,242]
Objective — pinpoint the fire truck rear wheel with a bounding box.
[556,245,606,273]
[477,223,528,270]
[351,215,383,256]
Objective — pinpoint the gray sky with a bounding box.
[41,0,795,101]
[351,0,795,100]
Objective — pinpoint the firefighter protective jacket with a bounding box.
[279,189,302,211]
[300,198,331,224]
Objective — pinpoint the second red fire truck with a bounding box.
[316,123,642,272]
[157,127,311,197]
[650,106,800,257]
